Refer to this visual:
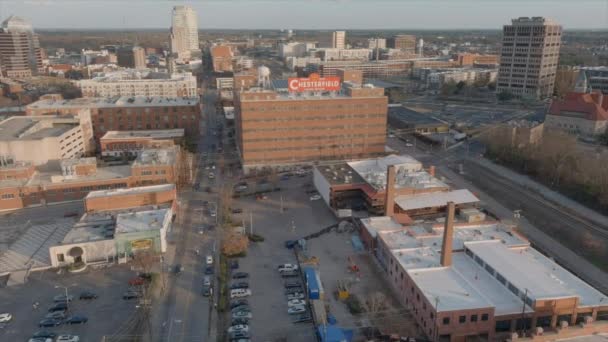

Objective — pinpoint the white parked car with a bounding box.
[210,208,217,217]
[230,288,252,299]
[405,143,414,147]
[278,264,298,273]
[287,299,306,307]
[206,255,214,265]
[287,305,307,315]
[309,194,321,201]
[227,324,249,333]
[287,293,305,300]
[0,313,12,323]
[57,335,80,342]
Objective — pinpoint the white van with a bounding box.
[230,288,252,299]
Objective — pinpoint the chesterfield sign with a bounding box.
[287,73,341,92]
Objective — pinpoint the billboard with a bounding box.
[131,239,153,251]
[288,73,341,92]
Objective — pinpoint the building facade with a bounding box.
[26,96,200,143]
[235,72,387,172]
[0,16,44,78]
[99,129,184,157]
[211,45,234,73]
[388,34,416,53]
[496,17,562,99]
[579,67,608,94]
[544,91,608,139]
[75,70,197,98]
[170,5,200,61]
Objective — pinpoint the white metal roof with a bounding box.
[86,184,175,199]
[115,208,172,234]
[394,189,479,211]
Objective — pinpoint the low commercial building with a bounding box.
[544,91,608,140]
[453,53,499,66]
[235,71,387,172]
[0,115,94,165]
[26,96,200,143]
[49,204,173,267]
[99,129,184,158]
[286,56,322,71]
[84,183,176,213]
[279,42,316,58]
[388,106,449,135]
[0,147,179,211]
[76,69,197,98]
[313,154,458,216]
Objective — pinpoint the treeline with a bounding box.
[482,130,608,213]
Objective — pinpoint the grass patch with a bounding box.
[248,233,265,242]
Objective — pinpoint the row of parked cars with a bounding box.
[227,268,251,342]
[27,290,97,342]
[277,264,312,323]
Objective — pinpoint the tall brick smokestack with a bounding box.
[384,165,396,217]
[440,201,455,267]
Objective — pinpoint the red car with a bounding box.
[128,277,145,286]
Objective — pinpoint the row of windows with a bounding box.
[243,103,385,112]
[1,193,15,200]
[45,183,129,195]
[442,313,489,325]
[97,114,197,122]
[243,133,386,143]
[242,113,385,123]
[245,143,383,153]
[140,170,167,176]
[98,106,197,115]
[243,124,386,133]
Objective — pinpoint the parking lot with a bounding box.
[0,264,143,341]
[224,172,420,341]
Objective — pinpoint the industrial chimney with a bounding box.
[384,165,396,217]
[440,201,455,267]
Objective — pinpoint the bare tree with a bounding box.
[133,250,158,274]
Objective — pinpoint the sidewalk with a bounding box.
[470,157,608,228]
[438,165,608,294]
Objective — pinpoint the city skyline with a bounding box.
[0,0,606,30]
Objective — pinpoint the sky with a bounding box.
[1,0,607,30]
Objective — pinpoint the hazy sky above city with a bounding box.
[1,0,607,30]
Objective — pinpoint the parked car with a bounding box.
[280,174,290,181]
[31,331,57,339]
[79,291,97,300]
[277,264,298,273]
[230,282,249,290]
[56,334,80,342]
[172,264,183,274]
[284,281,302,289]
[309,194,322,201]
[122,291,140,300]
[281,271,300,278]
[202,284,213,297]
[230,260,239,269]
[230,289,251,299]
[231,311,252,319]
[287,292,305,300]
[210,208,217,217]
[231,208,243,214]
[232,272,249,279]
[39,318,63,327]
[0,313,12,323]
[206,255,213,265]
[285,287,304,295]
[230,299,249,310]
[65,315,88,325]
[231,305,251,314]
[231,317,249,325]
[53,294,74,303]
[229,330,250,340]
[287,299,306,307]
[203,275,212,286]
[288,305,307,315]
[128,277,145,286]
[45,311,66,320]
[227,324,249,333]
[28,338,52,342]
[205,265,214,275]
[48,302,67,312]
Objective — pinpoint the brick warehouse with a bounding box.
[235,70,387,173]
[25,96,201,145]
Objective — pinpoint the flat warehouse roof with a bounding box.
[395,189,479,211]
[466,241,606,306]
[86,183,175,199]
[101,129,184,141]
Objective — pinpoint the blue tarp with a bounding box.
[351,235,364,252]
[317,325,353,342]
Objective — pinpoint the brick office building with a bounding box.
[235,70,388,172]
[25,96,200,144]
[99,129,184,158]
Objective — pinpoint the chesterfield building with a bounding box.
[235,70,388,173]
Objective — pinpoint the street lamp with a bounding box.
[55,283,77,314]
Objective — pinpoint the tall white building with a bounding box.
[170,6,200,61]
[332,31,346,49]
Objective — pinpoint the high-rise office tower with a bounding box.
[332,31,346,49]
[170,5,200,61]
[0,15,43,78]
[132,46,146,69]
[117,46,146,69]
[496,17,562,99]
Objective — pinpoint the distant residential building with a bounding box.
[332,31,346,49]
[320,48,371,62]
[0,16,44,78]
[286,56,321,71]
[496,17,562,99]
[75,70,197,98]
[26,96,201,143]
[279,42,316,58]
[544,90,608,139]
[367,38,386,50]
[308,57,457,78]
[578,67,608,94]
[117,46,146,69]
[0,115,94,165]
[387,34,416,53]
[454,53,499,66]
[427,68,498,88]
[170,5,200,61]
[211,45,234,73]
